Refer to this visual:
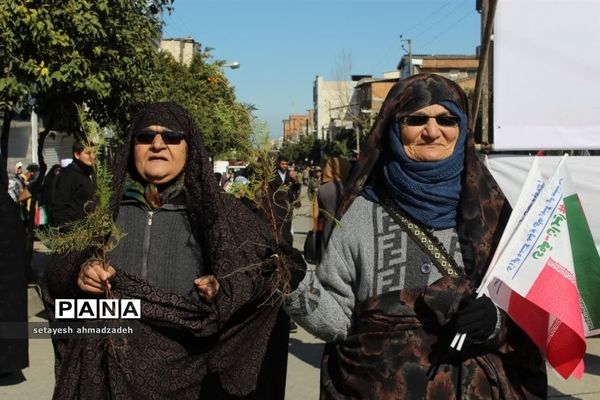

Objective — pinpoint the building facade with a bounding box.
[313,75,355,141]
[282,114,312,142]
[351,71,399,116]
[397,54,478,91]
[159,38,199,66]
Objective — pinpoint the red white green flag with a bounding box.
[563,170,600,337]
[479,155,600,379]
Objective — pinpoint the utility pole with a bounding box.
[408,39,413,76]
[480,0,490,147]
[401,36,414,76]
[472,0,497,149]
[356,125,361,155]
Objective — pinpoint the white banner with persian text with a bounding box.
[494,0,600,150]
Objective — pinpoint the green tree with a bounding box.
[249,116,271,151]
[278,135,349,165]
[0,0,173,271]
[147,50,252,158]
[0,0,173,181]
[322,138,349,159]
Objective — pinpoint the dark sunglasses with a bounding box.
[398,115,459,127]
[134,129,187,145]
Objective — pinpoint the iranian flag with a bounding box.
[479,155,600,379]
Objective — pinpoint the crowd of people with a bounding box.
[7,161,39,222]
[6,139,96,230]
[1,74,552,399]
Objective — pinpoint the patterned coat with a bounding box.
[286,74,547,399]
[42,103,288,399]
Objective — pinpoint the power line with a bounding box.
[172,12,196,39]
[402,0,454,36]
[369,0,456,72]
[370,40,403,73]
[419,10,474,52]
[161,16,185,38]
[410,0,469,43]
[162,8,196,39]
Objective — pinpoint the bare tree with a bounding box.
[328,50,374,153]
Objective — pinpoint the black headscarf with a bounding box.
[43,102,284,398]
[332,75,546,399]
[339,74,510,284]
[111,102,276,275]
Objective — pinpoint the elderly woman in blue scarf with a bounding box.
[284,74,547,399]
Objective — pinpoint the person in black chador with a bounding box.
[42,102,292,399]
[0,188,29,376]
[51,142,95,226]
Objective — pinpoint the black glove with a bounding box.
[428,296,498,370]
[269,243,307,290]
[454,295,498,343]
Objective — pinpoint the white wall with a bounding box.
[159,39,197,66]
[6,119,75,172]
[494,0,600,150]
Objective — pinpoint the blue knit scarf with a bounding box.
[363,101,467,229]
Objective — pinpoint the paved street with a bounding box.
[2,186,600,399]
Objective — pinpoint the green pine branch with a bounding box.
[37,105,124,258]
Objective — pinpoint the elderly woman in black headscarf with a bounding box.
[42,102,290,399]
[284,74,547,398]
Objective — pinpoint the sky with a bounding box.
[162,0,482,138]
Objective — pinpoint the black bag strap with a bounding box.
[378,191,464,279]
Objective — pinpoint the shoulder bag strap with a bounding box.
[378,190,464,279]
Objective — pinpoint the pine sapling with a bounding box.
[37,106,124,298]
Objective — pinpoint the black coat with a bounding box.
[0,189,28,373]
[42,102,295,399]
[262,171,301,245]
[51,161,95,226]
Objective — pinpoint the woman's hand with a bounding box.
[195,275,220,303]
[454,295,498,343]
[273,243,307,291]
[78,259,116,294]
